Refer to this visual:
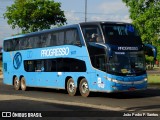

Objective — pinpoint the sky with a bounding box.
[0,0,131,46]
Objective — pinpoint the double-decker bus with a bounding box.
[3,21,148,97]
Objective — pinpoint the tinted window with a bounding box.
[50,33,57,46]
[4,40,13,51]
[102,24,142,46]
[4,28,81,52]
[65,29,81,46]
[82,25,103,43]
[57,31,64,45]
[24,58,86,72]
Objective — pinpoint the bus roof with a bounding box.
[4,21,131,41]
[80,21,131,25]
[3,24,79,41]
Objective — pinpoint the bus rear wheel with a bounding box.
[67,78,77,96]
[14,76,20,90]
[21,77,27,91]
[79,78,90,97]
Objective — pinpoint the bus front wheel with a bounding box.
[14,76,20,90]
[79,78,90,97]
[21,77,27,91]
[67,78,77,96]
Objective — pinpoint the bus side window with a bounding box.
[41,34,49,47]
[24,60,35,72]
[33,36,39,48]
[4,40,13,51]
[12,39,19,51]
[70,59,86,72]
[57,59,63,71]
[44,60,52,72]
[35,60,44,72]
[19,38,28,50]
[95,55,106,71]
[57,31,65,45]
[65,29,81,46]
[45,34,51,47]
[82,26,103,43]
[51,60,57,72]
[50,34,57,46]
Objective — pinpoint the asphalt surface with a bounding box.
[0,78,160,119]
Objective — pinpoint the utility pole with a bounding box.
[85,0,87,22]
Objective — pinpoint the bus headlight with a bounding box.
[104,76,147,85]
[104,77,122,84]
[144,78,148,82]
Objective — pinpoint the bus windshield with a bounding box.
[101,24,142,46]
[107,51,146,76]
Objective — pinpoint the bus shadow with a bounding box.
[28,86,160,99]
[27,87,67,94]
[1,82,160,99]
[89,87,160,99]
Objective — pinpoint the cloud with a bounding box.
[98,0,129,15]
[64,11,83,24]
[89,15,131,23]
[86,0,131,23]
[60,0,131,24]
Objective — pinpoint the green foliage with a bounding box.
[122,0,160,60]
[122,0,160,42]
[4,0,67,33]
[145,55,154,63]
[157,46,160,60]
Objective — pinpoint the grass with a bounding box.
[148,75,160,85]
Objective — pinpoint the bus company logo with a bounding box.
[13,52,22,69]
[41,47,69,57]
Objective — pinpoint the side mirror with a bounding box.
[144,44,157,60]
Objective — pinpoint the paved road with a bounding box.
[0,78,160,119]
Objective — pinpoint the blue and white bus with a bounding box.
[3,21,148,97]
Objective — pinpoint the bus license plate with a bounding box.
[129,87,136,91]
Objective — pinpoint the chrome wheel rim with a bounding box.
[21,78,25,89]
[81,82,88,94]
[14,78,19,87]
[68,81,75,93]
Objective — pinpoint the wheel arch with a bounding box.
[65,76,72,90]
[12,75,17,85]
[19,75,24,82]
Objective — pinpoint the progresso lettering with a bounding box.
[118,47,138,51]
[41,47,69,57]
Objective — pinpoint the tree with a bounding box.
[4,0,67,33]
[122,0,160,61]
[122,0,160,44]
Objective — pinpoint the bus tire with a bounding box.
[13,76,20,90]
[21,77,27,91]
[67,78,77,96]
[79,78,90,97]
